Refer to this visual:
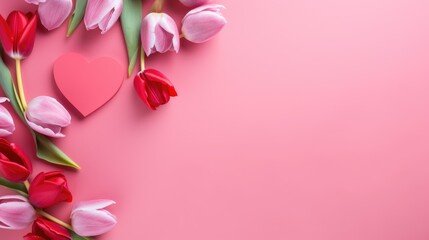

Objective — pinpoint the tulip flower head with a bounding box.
[71,199,117,237]
[0,11,37,59]
[141,13,180,56]
[25,96,71,138]
[84,0,124,34]
[0,139,32,182]
[25,0,73,31]
[0,195,36,230]
[134,69,178,110]
[24,217,71,240]
[182,4,226,43]
[179,0,211,7]
[29,171,72,209]
[0,98,15,137]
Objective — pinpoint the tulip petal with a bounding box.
[97,2,123,34]
[182,5,226,44]
[0,195,35,230]
[179,0,210,7]
[85,0,120,30]
[25,96,71,138]
[16,13,37,59]
[72,199,116,214]
[159,14,179,53]
[38,0,73,31]
[72,209,117,236]
[7,11,28,41]
[0,139,32,182]
[141,13,160,56]
[33,217,71,240]
[25,0,47,5]
[0,106,15,137]
[26,121,65,138]
[23,233,46,240]
[0,15,14,57]
[29,172,72,209]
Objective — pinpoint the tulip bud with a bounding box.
[23,217,71,240]
[25,0,73,30]
[71,199,117,237]
[179,0,210,7]
[0,195,36,230]
[134,69,178,110]
[181,4,226,43]
[0,11,37,59]
[0,98,15,137]
[84,0,123,34]
[25,96,71,138]
[141,13,180,56]
[0,139,32,182]
[29,171,72,209]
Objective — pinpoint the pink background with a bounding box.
[2,0,429,239]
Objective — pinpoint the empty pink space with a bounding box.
[1,0,429,239]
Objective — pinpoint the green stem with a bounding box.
[15,59,27,110]
[152,0,165,12]
[140,48,145,71]
[37,209,73,230]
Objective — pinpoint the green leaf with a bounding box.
[67,0,88,37]
[35,134,80,169]
[0,48,24,119]
[0,46,80,169]
[121,0,142,76]
[0,177,28,196]
[71,231,92,240]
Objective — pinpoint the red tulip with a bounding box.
[23,217,71,240]
[29,171,72,209]
[134,69,178,110]
[0,139,32,182]
[0,11,37,59]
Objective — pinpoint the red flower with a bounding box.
[134,69,178,110]
[23,217,71,240]
[29,171,72,209]
[0,138,32,182]
[0,11,37,59]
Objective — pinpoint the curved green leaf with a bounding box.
[0,46,80,169]
[67,0,88,37]
[35,133,80,169]
[121,0,142,76]
[0,177,28,196]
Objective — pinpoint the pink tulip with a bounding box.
[181,4,226,43]
[25,96,71,138]
[0,98,15,137]
[0,195,36,230]
[141,13,180,56]
[84,0,123,34]
[179,0,210,7]
[25,0,73,31]
[71,199,117,237]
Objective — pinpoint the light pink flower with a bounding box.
[25,0,73,30]
[0,98,15,137]
[179,0,210,7]
[25,96,71,138]
[84,0,123,34]
[141,13,180,56]
[71,199,117,237]
[0,195,36,230]
[182,4,226,43]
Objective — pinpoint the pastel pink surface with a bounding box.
[53,53,124,117]
[1,0,429,240]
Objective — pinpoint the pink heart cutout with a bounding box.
[53,53,124,117]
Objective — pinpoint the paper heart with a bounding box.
[53,53,124,117]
